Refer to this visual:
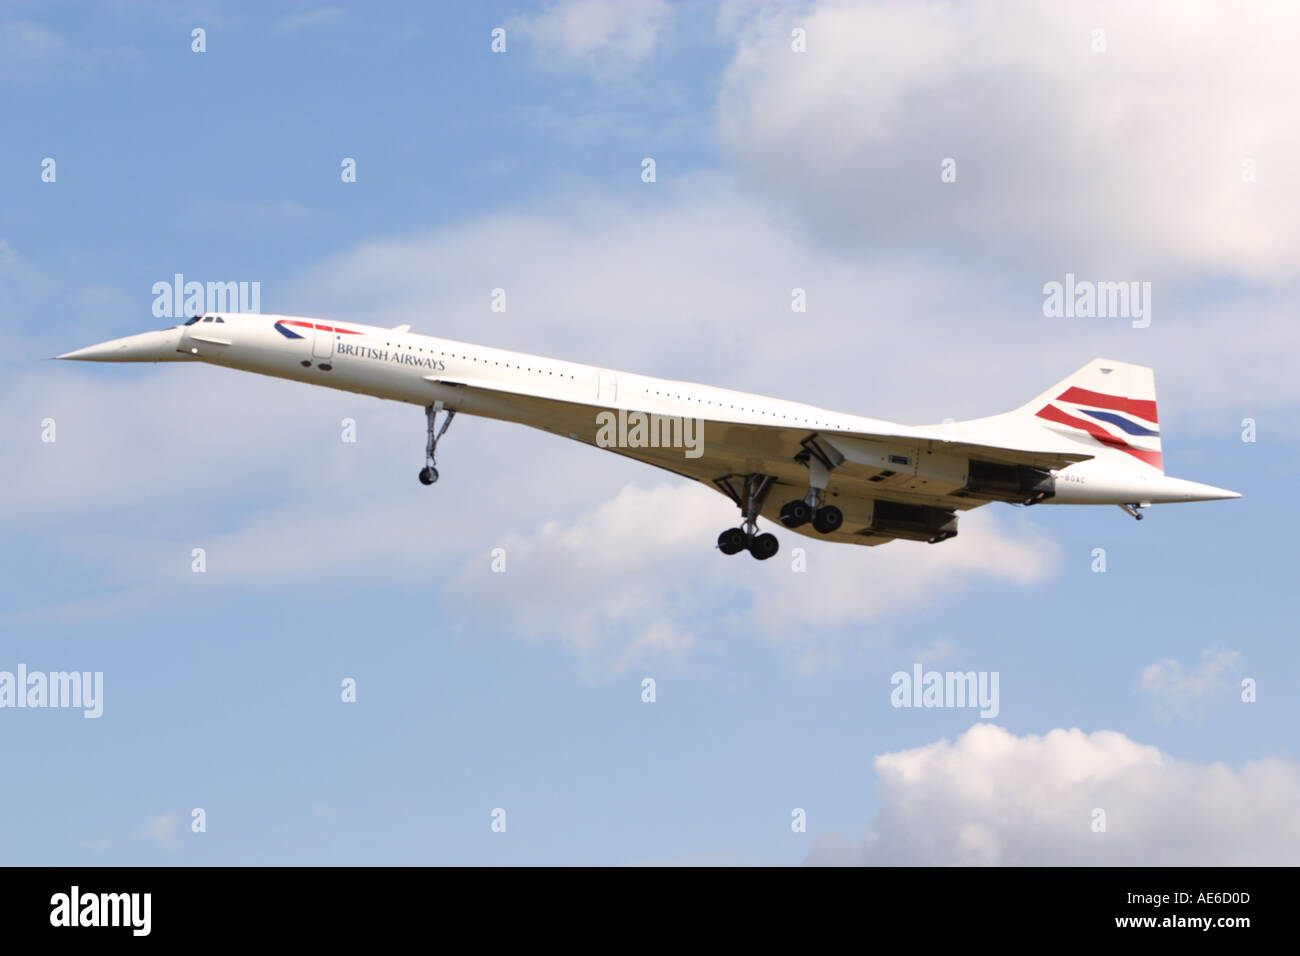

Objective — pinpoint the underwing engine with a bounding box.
[857,501,959,544]
[960,461,1056,504]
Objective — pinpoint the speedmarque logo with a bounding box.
[50,886,151,936]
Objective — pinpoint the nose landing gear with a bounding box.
[419,401,455,486]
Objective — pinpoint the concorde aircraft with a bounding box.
[57,314,1239,560]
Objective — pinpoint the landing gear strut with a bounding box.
[1118,503,1146,521]
[419,401,455,485]
[779,435,843,534]
[714,473,780,560]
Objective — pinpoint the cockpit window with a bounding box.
[184,316,202,325]
[215,316,225,323]
[202,316,214,322]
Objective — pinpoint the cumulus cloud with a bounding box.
[18,0,1298,652]
[14,137,1283,637]
[509,0,674,76]
[7,328,1062,668]
[807,724,1300,865]
[1140,648,1243,723]
[454,481,1059,678]
[281,179,1300,429]
[2,359,627,620]
[718,0,1300,280]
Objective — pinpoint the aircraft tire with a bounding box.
[780,500,812,528]
[812,505,843,534]
[749,533,779,560]
[717,528,747,555]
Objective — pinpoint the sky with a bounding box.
[1,0,1298,866]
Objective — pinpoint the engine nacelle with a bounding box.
[960,460,1056,504]
[859,500,959,543]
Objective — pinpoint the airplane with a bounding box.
[57,313,1240,560]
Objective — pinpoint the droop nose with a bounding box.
[56,328,187,362]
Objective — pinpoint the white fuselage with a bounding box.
[58,312,1239,508]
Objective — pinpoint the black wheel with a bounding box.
[812,505,843,534]
[749,532,779,560]
[779,499,812,528]
[419,466,439,485]
[717,527,747,555]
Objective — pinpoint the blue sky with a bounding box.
[2,1,1298,865]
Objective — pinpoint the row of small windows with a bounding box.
[639,386,829,426]
[349,334,830,424]
[370,340,577,379]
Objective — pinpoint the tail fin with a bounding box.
[1009,359,1162,472]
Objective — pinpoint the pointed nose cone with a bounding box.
[57,329,184,362]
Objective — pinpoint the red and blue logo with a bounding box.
[273,318,362,339]
[1036,387,1162,470]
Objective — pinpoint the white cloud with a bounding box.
[718,0,1300,280]
[509,0,674,75]
[139,812,180,850]
[273,7,344,34]
[6,331,1061,664]
[807,724,1300,865]
[278,179,1300,432]
[12,141,1286,635]
[454,480,1059,678]
[0,19,137,84]
[748,507,1058,637]
[1140,648,1243,723]
[915,639,956,665]
[15,161,1278,634]
[6,3,1289,688]
[0,20,67,82]
[2,361,621,616]
[452,481,726,679]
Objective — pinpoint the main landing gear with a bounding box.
[779,436,843,534]
[419,401,456,485]
[779,498,843,534]
[712,452,847,559]
[1118,502,1147,521]
[715,473,780,560]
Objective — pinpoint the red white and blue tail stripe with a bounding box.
[1036,386,1162,470]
